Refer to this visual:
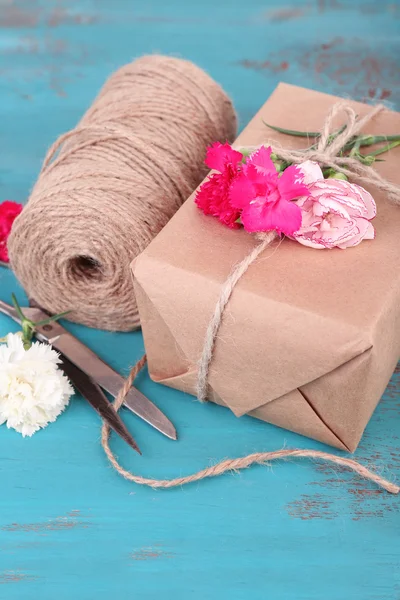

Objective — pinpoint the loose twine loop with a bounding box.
[101,103,400,494]
[101,355,399,494]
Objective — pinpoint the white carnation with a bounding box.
[0,333,73,436]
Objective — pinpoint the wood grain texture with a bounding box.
[0,1,399,598]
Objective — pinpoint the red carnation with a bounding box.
[0,201,23,263]
[195,142,243,228]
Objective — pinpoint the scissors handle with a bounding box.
[59,354,141,454]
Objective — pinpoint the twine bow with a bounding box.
[261,103,400,203]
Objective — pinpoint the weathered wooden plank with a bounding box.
[0,1,399,598]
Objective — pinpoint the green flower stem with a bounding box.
[21,321,34,350]
[366,140,400,157]
[11,293,26,323]
[11,294,70,350]
[357,155,376,166]
[12,295,35,349]
[343,135,400,154]
[34,312,70,327]
[349,138,362,157]
[358,134,399,146]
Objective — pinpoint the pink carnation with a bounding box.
[229,146,309,236]
[293,176,376,249]
[195,142,243,228]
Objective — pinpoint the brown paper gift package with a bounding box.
[131,83,400,453]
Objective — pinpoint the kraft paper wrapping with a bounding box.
[131,83,400,452]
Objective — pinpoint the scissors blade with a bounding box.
[47,331,177,440]
[5,299,177,440]
[60,355,141,455]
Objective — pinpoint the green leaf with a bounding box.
[263,121,320,138]
[327,172,348,181]
[239,148,253,159]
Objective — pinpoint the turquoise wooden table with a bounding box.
[0,1,399,598]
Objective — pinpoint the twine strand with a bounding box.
[196,231,276,401]
[316,102,383,155]
[100,355,399,494]
[317,102,357,154]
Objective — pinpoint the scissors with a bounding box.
[0,298,177,452]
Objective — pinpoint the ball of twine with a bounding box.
[8,55,237,331]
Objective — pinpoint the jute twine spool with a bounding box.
[8,55,237,331]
